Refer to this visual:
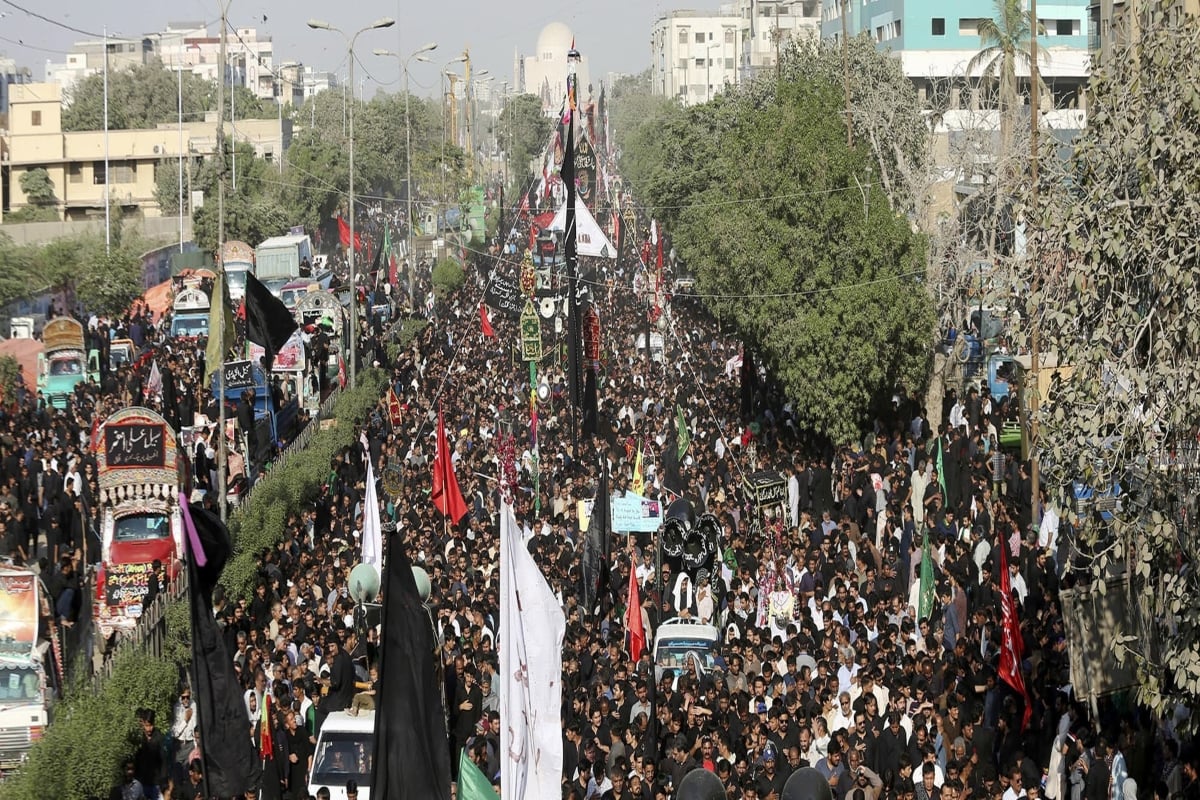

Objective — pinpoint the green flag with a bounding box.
[458,748,498,800]
[383,222,392,257]
[204,271,235,384]
[675,403,691,459]
[918,528,935,621]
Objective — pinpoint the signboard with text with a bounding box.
[611,492,662,533]
[104,424,166,469]
[222,360,254,390]
[103,562,152,610]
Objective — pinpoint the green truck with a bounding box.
[37,318,97,408]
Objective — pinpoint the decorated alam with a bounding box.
[0,4,1197,800]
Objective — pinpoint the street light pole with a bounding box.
[374,43,438,307]
[309,16,396,391]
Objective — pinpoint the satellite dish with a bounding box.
[677,768,727,800]
[348,563,380,603]
[411,566,431,602]
[539,298,557,319]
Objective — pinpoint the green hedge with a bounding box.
[222,369,386,598]
[1,647,179,800]
[0,370,387,800]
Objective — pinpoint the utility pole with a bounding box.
[840,0,853,147]
[217,0,229,522]
[1028,0,1042,527]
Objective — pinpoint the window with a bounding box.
[68,164,83,184]
[111,161,136,184]
[1056,19,1074,36]
[695,32,705,43]
[708,58,715,67]
[679,30,688,44]
[708,31,714,41]
[679,59,688,71]
[30,110,41,127]
[895,20,902,37]
[725,29,735,43]
[876,26,884,41]
[695,58,705,67]
[93,161,106,185]
[959,18,983,36]
[725,58,735,70]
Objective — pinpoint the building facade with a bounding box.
[650,0,821,105]
[45,22,279,102]
[819,0,1091,114]
[0,58,33,118]
[1,82,288,221]
[1087,0,1199,64]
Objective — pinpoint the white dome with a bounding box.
[536,22,574,56]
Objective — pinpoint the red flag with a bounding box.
[386,387,404,428]
[626,563,645,664]
[998,543,1032,730]
[389,253,398,287]
[432,410,468,523]
[260,691,274,759]
[337,216,363,253]
[337,355,347,389]
[479,303,495,338]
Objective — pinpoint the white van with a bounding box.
[653,616,722,687]
[308,711,375,800]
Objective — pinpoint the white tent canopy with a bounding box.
[549,198,617,259]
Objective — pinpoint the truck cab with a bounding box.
[0,567,48,769]
[170,288,211,341]
[308,711,374,800]
[221,240,256,304]
[36,318,95,408]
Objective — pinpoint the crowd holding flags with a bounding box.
[432,410,468,524]
[999,541,1033,730]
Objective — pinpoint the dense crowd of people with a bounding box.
[14,195,1194,800]
[101,193,1193,800]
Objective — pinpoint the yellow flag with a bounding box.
[204,271,236,384]
[631,443,644,495]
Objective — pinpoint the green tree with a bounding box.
[1031,10,1200,731]
[0,234,36,307]
[497,93,555,200]
[646,71,933,442]
[63,62,213,131]
[278,127,348,236]
[19,168,57,207]
[76,236,146,316]
[431,257,464,299]
[967,0,1047,161]
[154,157,199,215]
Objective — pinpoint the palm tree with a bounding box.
[967,0,1048,162]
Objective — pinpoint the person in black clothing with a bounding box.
[322,639,355,713]
[134,708,168,800]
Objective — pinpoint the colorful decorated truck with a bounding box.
[93,408,185,641]
[0,566,49,768]
[37,317,98,408]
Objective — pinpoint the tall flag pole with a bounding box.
[564,43,583,458]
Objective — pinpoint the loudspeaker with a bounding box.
[677,768,727,800]
[782,767,833,800]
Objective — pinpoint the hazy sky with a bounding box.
[0,0,725,96]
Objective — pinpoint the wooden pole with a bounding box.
[1029,0,1041,528]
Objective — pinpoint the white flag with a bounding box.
[500,499,565,799]
[145,360,162,400]
[361,458,382,569]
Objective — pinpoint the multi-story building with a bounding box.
[819,0,1091,115]
[651,10,740,104]
[1087,0,1199,64]
[1,82,289,221]
[45,23,279,102]
[0,57,33,118]
[649,0,821,105]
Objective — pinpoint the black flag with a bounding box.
[581,458,611,615]
[373,530,452,800]
[581,361,599,438]
[184,499,261,798]
[244,273,298,369]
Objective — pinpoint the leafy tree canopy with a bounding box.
[1031,11,1200,728]
[497,93,555,200]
